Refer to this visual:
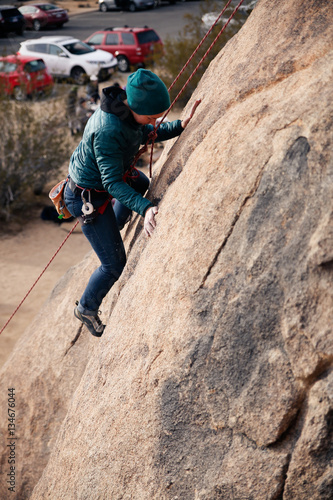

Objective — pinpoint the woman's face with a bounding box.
[131,109,165,126]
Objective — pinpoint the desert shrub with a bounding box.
[0,94,72,222]
[154,0,256,107]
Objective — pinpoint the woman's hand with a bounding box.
[181,99,201,129]
[144,206,158,237]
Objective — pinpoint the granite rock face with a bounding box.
[1,0,332,498]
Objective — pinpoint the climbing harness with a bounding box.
[0,0,246,336]
[67,178,112,224]
[79,190,112,225]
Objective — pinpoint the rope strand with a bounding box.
[167,0,234,92]
[164,0,246,123]
[147,0,246,176]
[0,220,79,335]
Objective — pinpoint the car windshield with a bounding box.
[39,4,59,11]
[0,61,17,73]
[137,30,160,44]
[63,41,95,55]
[24,59,46,73]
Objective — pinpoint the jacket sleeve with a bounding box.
[93,127,153,216]
[143,119,184,143]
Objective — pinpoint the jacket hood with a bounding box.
[100,86,139,127]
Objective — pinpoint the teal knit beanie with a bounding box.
[126,69,170,115]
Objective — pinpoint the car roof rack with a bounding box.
[109,26,151,32]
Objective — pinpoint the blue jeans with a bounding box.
[64,170,149,314]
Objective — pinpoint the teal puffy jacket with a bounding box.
[69,86,184,216]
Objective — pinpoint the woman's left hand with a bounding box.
[144,206,158,237]
[181,99,201,129]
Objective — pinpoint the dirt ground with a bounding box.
[0,210,92,368]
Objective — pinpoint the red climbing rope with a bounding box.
[146,0,245,177]
[165,0,246,122]
[0,0,246,335]
[0,220,79,336]
[167,0,235,93]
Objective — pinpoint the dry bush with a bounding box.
[0,93,73,222]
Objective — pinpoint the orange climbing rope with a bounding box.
[0,0,246,336]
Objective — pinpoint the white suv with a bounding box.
[18,36,118,83]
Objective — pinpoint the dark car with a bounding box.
[0,5,25,36]
[19,3,68,31]
[98,0,154,13]
[0,54,54,100]
[84,26,163,72]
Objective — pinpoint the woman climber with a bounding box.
[64,68,200,337]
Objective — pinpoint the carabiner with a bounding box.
[81,189,94,215]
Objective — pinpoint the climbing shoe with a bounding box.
[74,301,105,337]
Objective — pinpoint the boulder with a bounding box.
[0,0,332,498]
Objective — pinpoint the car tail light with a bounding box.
[136,48,142,55]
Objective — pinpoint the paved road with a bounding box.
[0,2,203,55]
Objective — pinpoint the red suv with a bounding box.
[0,54,54,100]
[84,26,163,72]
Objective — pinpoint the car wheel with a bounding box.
[128,2,136,12]
[13,87,26,101]
[33,19,41,31]
[70,66,86,85]
[117,55,130,72]
[99,3,108,12]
